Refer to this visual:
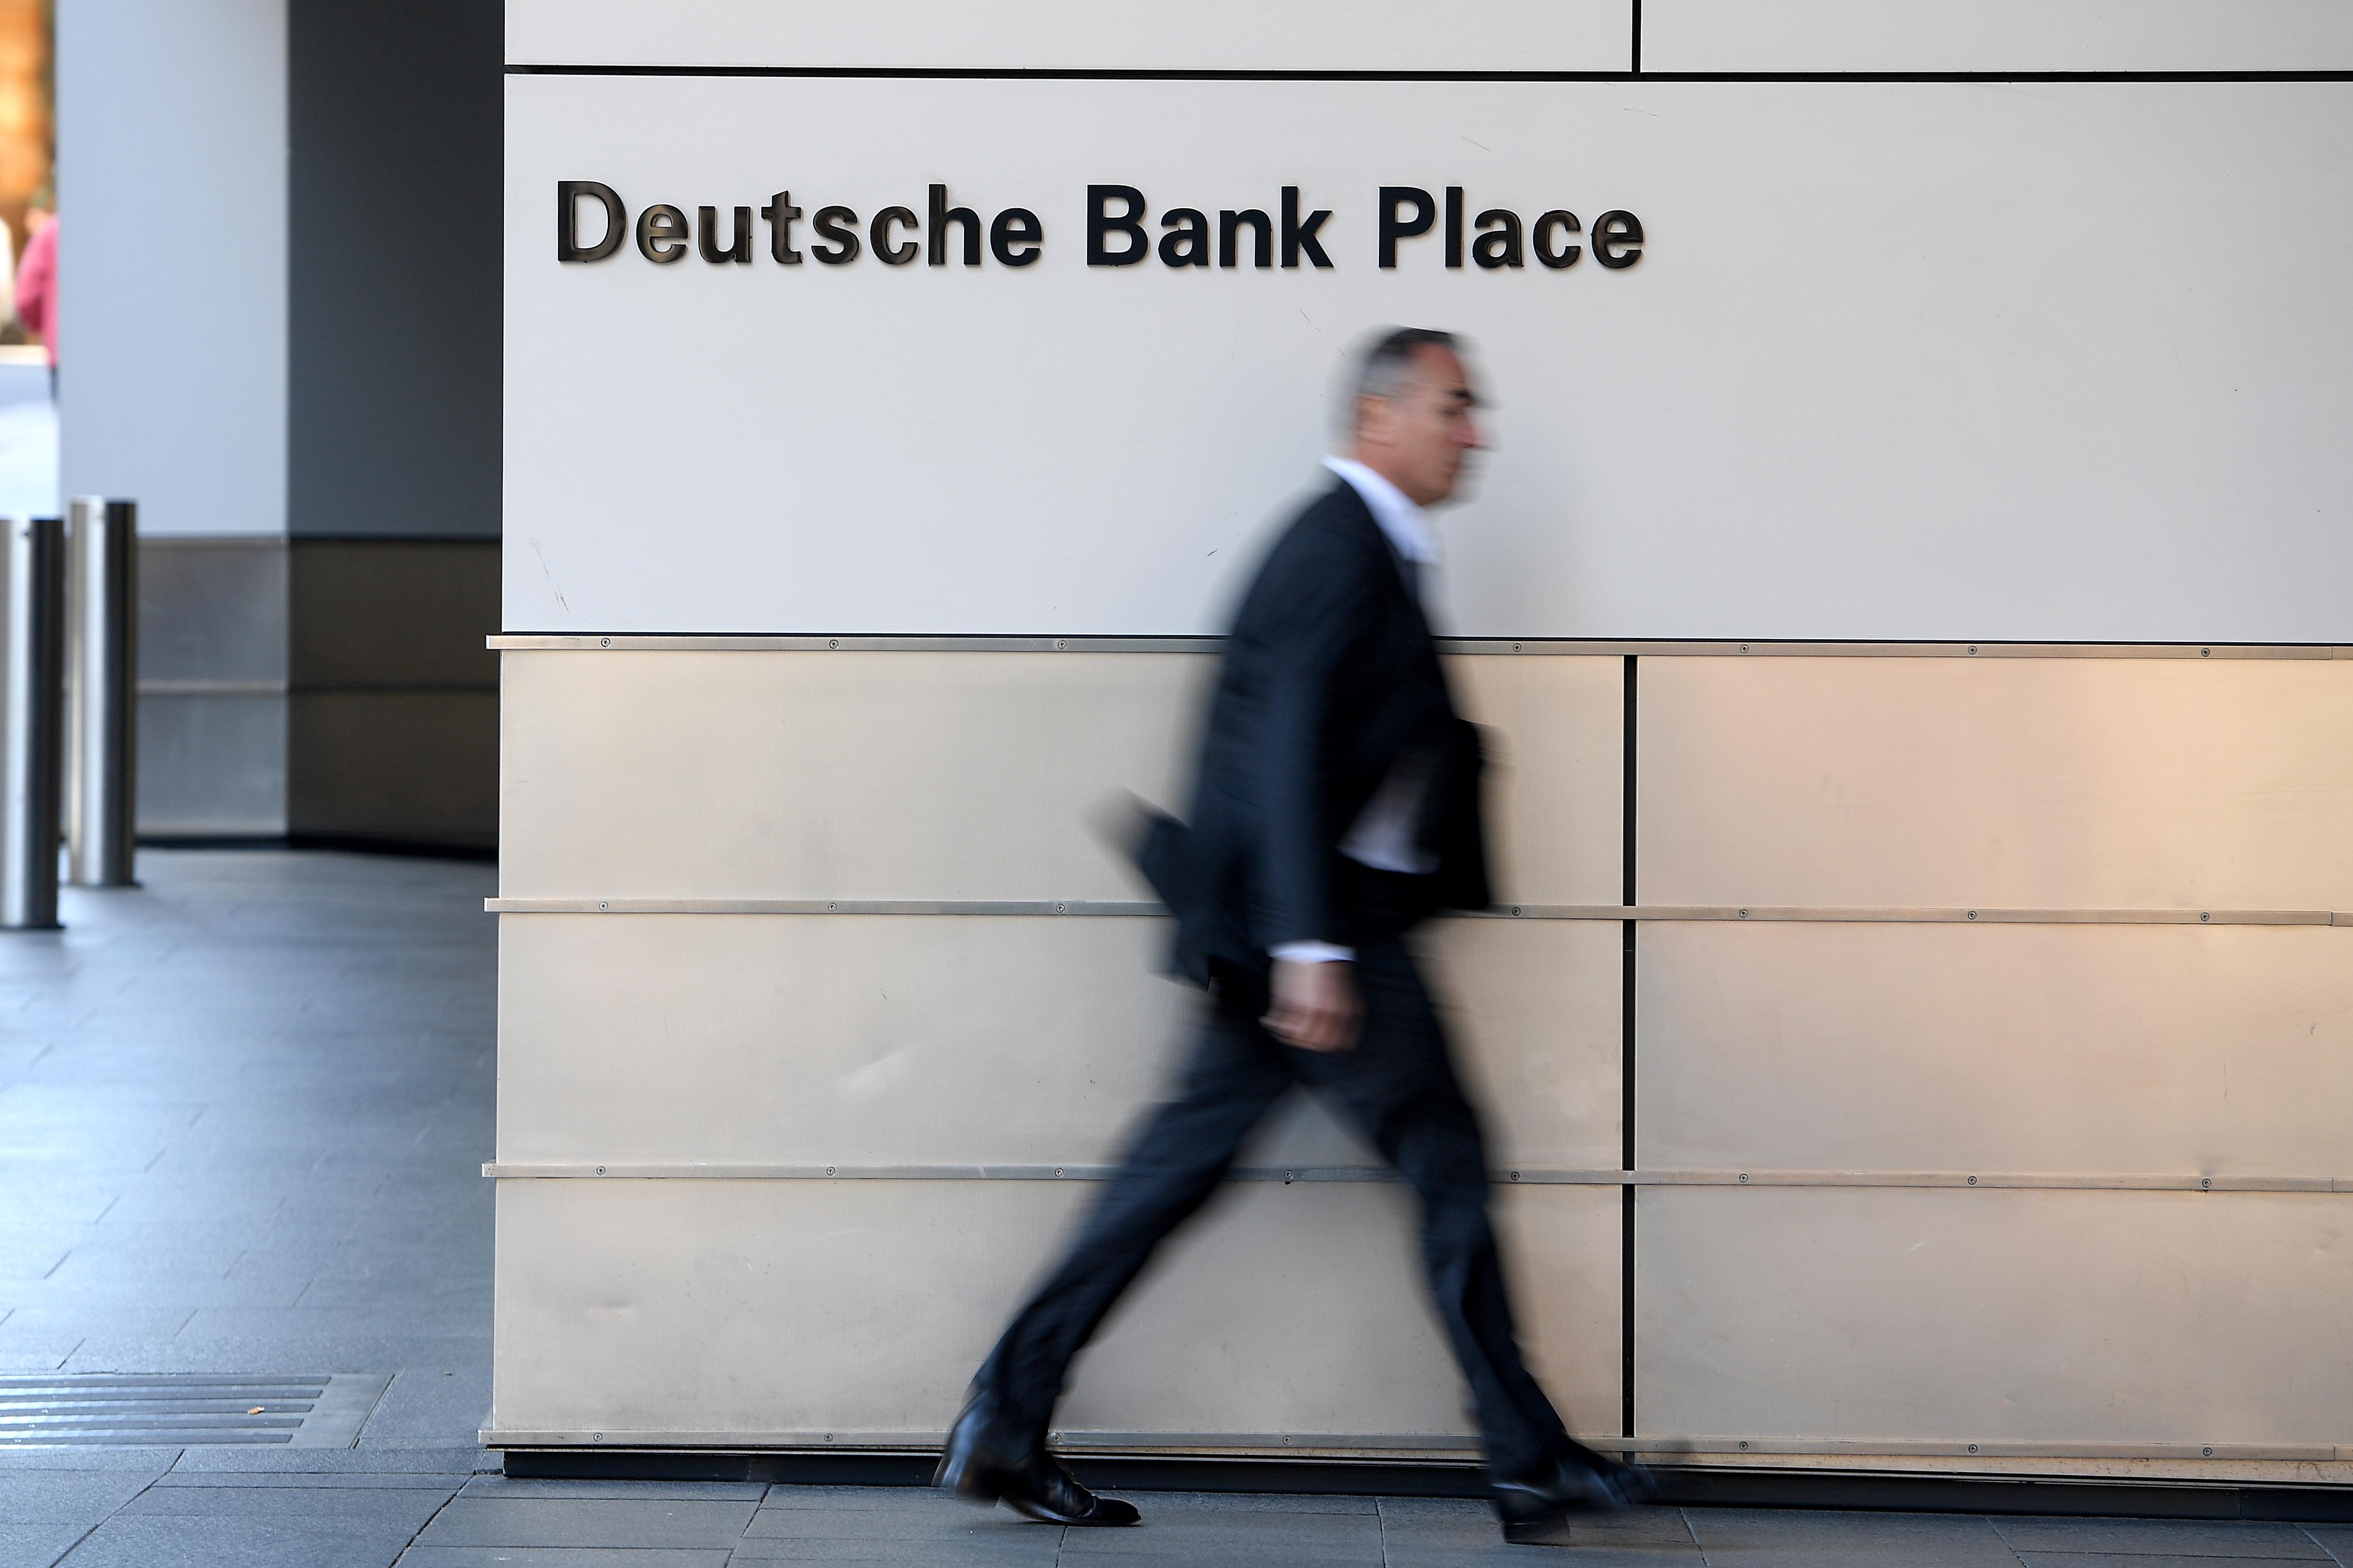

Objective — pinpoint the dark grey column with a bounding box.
[68,497,138,886]
[3,515,66,929]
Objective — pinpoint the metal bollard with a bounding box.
[2,515,65,929]
[66,497,136,886]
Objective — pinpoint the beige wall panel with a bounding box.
[496,914,1619,1170]
[1447,655,1623,909]
[499,651,1621,904]
[1640,658,2353,910]
[1640,923,2353,1177]
[1645,0,2353,72]
[1637,1187,2353,1446]
[491,1177,1619,1444]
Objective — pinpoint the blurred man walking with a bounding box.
[937,328,1649,1546]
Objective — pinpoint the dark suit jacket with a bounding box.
[1136,479,1491,985]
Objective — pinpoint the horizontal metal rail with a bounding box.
[490,633,2350,660]
[474,1424,2353,1464]
[485,897,2350,926]
[480,1162,2352,1192]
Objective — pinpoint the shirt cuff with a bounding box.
[1270,940,1355,965]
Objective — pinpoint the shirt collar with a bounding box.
[1323,455,1439,566]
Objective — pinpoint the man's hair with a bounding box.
[1344,327,1459,430]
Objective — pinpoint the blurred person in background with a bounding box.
[15,192,53,396]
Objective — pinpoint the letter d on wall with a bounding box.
[558,181,626,262]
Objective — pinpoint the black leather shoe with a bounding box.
[1493,1454,1656,1545]
[933,1394,1142,1527]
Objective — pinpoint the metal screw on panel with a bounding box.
[2202,1446,2214,1456]
[599,637,611,648]
[1968,1443,1978,1453]
[1738,644,1749,653]
[593,1433,604,1442]
[598,901,609,910]
[1737,908,1749,919]
[1513,642,1524,652]
[2201,648,2212,658]
[1738,1440,1750,1450]
[1510,1171,1521,1182]
[827,901,838,911]
[1284,1170,1296,1184]
[1968,1175,1978,1186]
[1055,902,1067,914]
[1967,645,1978,655]
[1738,1172,1749,1183]
[826,1166,836,1176]
[1054,638,1068,651]
[1054,1168,1064,1178]
[595,1165,606,1175]
[1966,910,1977,920]
[2200,911,2211,923]
[828,638,840,649]
[1511,906,1523,917]
[2200,1178,2212,1190]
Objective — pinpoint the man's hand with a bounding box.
[1263,959,1361,1052]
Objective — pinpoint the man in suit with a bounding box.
[936,328,1647,1545]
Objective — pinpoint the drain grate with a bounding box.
[0,1373,391,1447]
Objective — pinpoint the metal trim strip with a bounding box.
[479,1162,2351,1192]
[483,898,2349,926]
[473,1425,2348,1463]
[489,634,2349,659]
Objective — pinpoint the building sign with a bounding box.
[558,180,1646,272]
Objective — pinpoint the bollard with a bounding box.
[66,497,136,886]
[2,515,65,929]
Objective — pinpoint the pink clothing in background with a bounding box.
[16,217,55,366]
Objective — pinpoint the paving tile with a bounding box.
[0,1519,94,1568]
[0,1450,184,1472]
[415,1497,761,1550]
[52,1514,419,1568]
[116,1483,450,1533]
[1682,1507,2021,1566]
[2016,1556,2341,1568]
[0,1467,163,1520]
[1053,1508,1385,1563]
[465,1477,769,1500]
[1992,1517,2331,1559]
[2304,1524,2353,1567]
[168,1445,485,1474]
[753,1485,965,1511]
[726,1529,1063,1566]
[151,1471,462,1489]
[744,1504,1067,1542]
[399,1552,732,1568]
[353,1368,490,1448]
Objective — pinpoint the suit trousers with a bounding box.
[971,931,1591,1484]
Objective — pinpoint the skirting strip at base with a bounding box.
[497,1449,2353,1521]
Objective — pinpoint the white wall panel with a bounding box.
[1637,1187,2353,1446]
[1639,657,2353,910]
[505,0,1631,72]
[1646,0,2353,73]
[498,650,1622,905]
[1639,922,2353,1175]
[59,0,287,535]
[495,913,1621,1170]
[490,1178,1621,1445]
[506,76,2353,639]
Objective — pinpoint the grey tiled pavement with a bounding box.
[3,851,2349,1566]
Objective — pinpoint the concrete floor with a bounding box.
[3,850,2349,1566]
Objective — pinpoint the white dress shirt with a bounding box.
[1270,458,1442,968]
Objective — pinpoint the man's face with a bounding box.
[1354,345,1484,507]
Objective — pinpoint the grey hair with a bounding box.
[1342,327,1460,432]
